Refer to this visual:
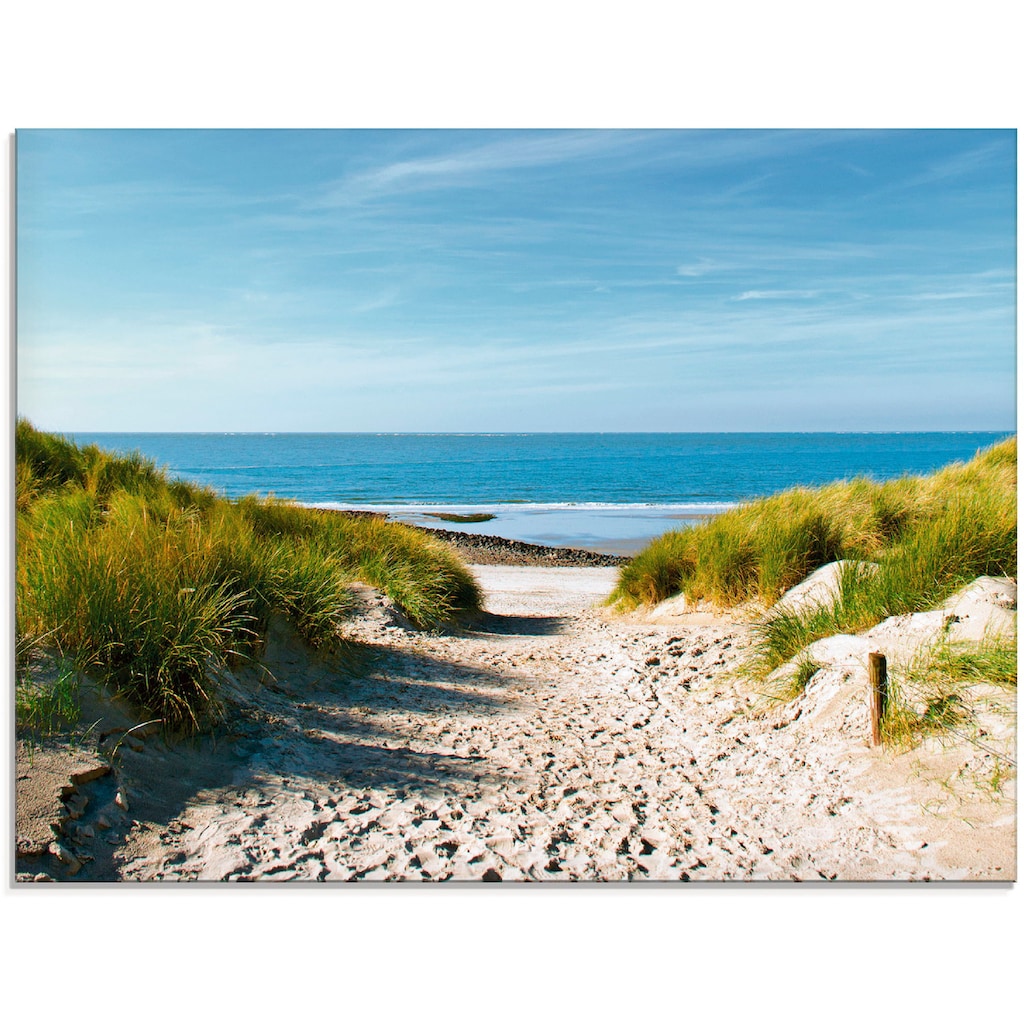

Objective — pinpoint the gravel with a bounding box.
[410,525,629,567]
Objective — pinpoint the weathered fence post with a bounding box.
[868,652,887,746]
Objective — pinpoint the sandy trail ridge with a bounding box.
[16,565,1015,882]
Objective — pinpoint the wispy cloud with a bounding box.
[312,129,862,209]
[677,258,726,278]
[734,289,819,301]
[906,288,1012,302]
[350,288,403,314]
[906,140,1011,187]
[315,131,647,206]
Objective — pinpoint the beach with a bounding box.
[16,547,1015,882]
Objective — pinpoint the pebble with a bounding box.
[49,842,82,874]
[409,526,626,568]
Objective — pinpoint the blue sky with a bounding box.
[16,128,1016,432]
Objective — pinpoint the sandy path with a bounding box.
[45,566,1014,882]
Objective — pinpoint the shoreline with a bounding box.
[409,524,630,566]
[310,503,712,557]
[319,507,635,564]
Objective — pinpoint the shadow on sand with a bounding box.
[27,626,533,881]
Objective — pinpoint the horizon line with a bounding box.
[57,428,1018,436]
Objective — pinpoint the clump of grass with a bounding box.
[200,503,357,649]
[751,490,1017,679]
[612,486,861,612]
[18,491,257,727]
[793,656,825,693]
[755,655,825,710]
[752,561,885,677]
[881,634,1016,750]
[16,656,82,734]
[232,500,482,628]
[16,421,482,728]
[15,417,167,501]
[311,513,483,628]
[923,635,1017,690]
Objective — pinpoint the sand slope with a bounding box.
[16,565,1015,882]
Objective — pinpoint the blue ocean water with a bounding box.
[70,432,1013,554]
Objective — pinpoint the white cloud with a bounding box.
[734,289,819,301]
[315,131,647,206]
[677,258,725,277]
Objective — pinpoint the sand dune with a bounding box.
[16,565,1015,882]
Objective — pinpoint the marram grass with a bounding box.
[16,421,482,730]
[880,633,1017,751]
[611,436,1016,627]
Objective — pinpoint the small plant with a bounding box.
[793,656,824,694]
[755,655,824,709]
[881,634,1016,750]
[16,659,81,734]
[752,561,887,678]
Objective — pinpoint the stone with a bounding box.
[66,792,89,819]
[69,764,110,787]
[49,842,82,874]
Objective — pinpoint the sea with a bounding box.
[69,432,1013,556]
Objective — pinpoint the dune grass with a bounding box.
[611,436,1015,602]
[754,655,825,709]
[881,633,1017,751]
[752,487,1016,677]
[16,421,482,729]
[611,437,1016,685]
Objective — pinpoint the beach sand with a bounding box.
[15,563,1015,882]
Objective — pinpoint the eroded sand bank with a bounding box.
[17,565,1015,882]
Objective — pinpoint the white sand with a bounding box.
[21,565,1015,882]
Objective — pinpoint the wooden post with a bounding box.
[868,652,887,746]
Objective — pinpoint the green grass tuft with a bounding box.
[754,655,825,710]
[16,657,82,734]
[881,634,1016,750]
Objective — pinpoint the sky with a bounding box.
[16,128,1017,432]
